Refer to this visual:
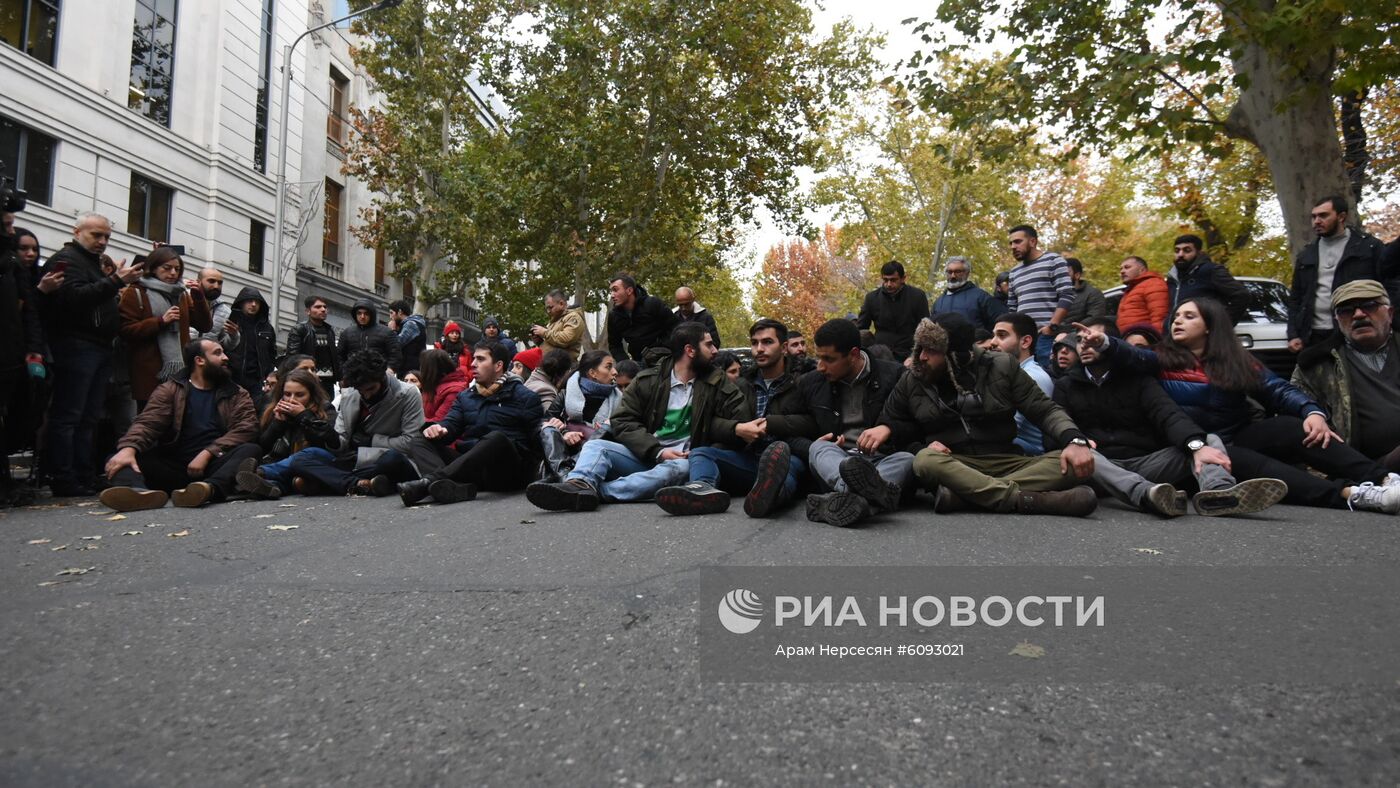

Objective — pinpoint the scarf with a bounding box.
[473,372,520,400]
[141,276,188,382]
[564,372,620,425]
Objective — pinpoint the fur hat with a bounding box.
[913,318,948,355]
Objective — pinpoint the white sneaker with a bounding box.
[1348,482,1400,514]
[1382,473,1400,489]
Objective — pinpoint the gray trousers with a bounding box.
[808,438,915,493]
[1092,435,1234,506]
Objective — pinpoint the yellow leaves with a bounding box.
[1009,641,1046,659]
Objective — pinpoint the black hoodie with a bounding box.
[337,297,403,373]
[227,286,277,398]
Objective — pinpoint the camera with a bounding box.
[0,161,27,214]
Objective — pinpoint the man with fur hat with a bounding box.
[873,313,1100,516]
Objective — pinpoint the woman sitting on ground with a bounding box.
[418,348,470,422]
[539,350,622,481]
[236,368,340,499]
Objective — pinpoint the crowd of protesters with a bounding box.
[3,200,1400,525]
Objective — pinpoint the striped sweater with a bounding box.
[1007,251,1074,329]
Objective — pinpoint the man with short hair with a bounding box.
[930,255,1000,331]
[531,289,585,361]
[526,322,748,510]
[1115,256,1169,332]
[655,318,812,517]
[1167,234,1248,325]
[337,299,402,373]
[799,318,915,528]
[479,315,518,359]
[45,213,144,496]
[673,286,722,349]
[1293,280,1400,470]
[606,273,677,363]
[785,330,815,374]
[1064,257,1106,326]
[195,266,241,351]
[99,339,262,511]
[387,299,428,376]
[1006,224,1074,368]
[398,341,544,505]
[856,260,929,361]
[285,295,340,394]
[1286,195,1394,352]
[991,312,1054,455]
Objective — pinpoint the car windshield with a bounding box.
[1242,280,1290,324]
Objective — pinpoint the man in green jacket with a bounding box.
[526,322,750,511]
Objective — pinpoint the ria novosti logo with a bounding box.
[718,589,764,634]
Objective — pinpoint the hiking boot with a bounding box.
[1014,486,1098,517]
[744,442,791,518]
[804,492,872,528]
[1193,478,1287,517]
[526,478,600,512]
[933,486,970,514]
[351,475,395,497]
[428,479,477,504]
[398,478,432,506]
[1348,482,1400,514]
[657,481,731,516]
[1140,483,1186,517]
[170,481,214,508]
[99,486,168,512]
[838,456,901,512]
[236,470,282,499]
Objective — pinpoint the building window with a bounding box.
[326,69,348,146]
[128,0,177,126]
[127,172,173,242]
[0,0,60,65]
[374,247,385,283]
[248,220,266,275]
[322,179,342,262]
[252,0,273,172]
[0,115,56,205]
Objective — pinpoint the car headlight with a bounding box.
[1237,334,1254,349]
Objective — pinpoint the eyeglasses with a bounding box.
[1333,300,1387,318]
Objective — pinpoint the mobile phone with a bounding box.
[161,244,187,256]
[48,261,68,274]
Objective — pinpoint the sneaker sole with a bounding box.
[428,480,476,504]
[1194,478,1288,517]
[819,492,871,528]
[170,483,212,508]
[744,443,791,518]
[1143,484,1186,517]
[236,471,280,499]
[657,486,730,516]
[99,487,168,512]
[526,483,598,512]
[839,457,899,511]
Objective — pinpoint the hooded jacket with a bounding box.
[1287,229,1394,342]
[432,374,544,459]
[118,279,213,402]
[226,286,277,396]
[1116,270,1169,331]
[337,298,403,373]
[856,283,930,360]
[607,351,751,464]
[607,285,678,363]
[45,241,123,348]
[1166,253,1249,326]
[1049,362,1205,459]
[396,312,428,374]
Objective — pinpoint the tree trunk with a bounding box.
[1339,89,1369,203]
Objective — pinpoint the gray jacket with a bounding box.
[335,373,443,474]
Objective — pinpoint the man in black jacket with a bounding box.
[388,299,428,375]
[856,260,929,361]
[44,213,143,496]
[1286,195,1395,351]
[227,286,277,409]
[607,273,677,364]
[285,295,340,394]
[1166,234,1249,325]
[799,318,915,528]
[337,298,402,373]
[673,286,722,349]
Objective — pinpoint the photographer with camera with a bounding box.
[0,178,47,504]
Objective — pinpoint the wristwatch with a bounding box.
[1069,437,1090,448]
[1186,438,1206,452]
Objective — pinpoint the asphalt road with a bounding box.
[3,488,1399,786]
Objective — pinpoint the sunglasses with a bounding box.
[1333,300,1388,318]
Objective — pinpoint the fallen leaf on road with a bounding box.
[25,503,66,510]
[80,535,102,541]
[37,580,71,587]
[278,504,298,508]
[26,538,51,545]
[1132,547,1163,555]
[85,511,113,516]
[80,544,99,551]
[520,519,536,524]
[105,514,127,521]
[168,529,191,538]
[55,566,94,576]
[76,501,97,507]
[266,524,298,531]
[122,531,143,536]
[1009,642,1046,659]
[144,523,165,528]
[50,544,69,551]
[253,514,276,519]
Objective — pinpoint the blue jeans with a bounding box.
[259,449,331,493]
[288,447,419,493]
[1033,334,1054,370]
[689,445,805,500]
[566,439,688,502]
[47,339,113,487]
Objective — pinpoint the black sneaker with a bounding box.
[838,456,901,512]
[1014,486,1098,517]
[236,470,282,499]
[804,492,872,528]
[428,479,477,504]
[99,486,168,512]
[398,479,431,506]
[1193,478,1287,517]
[744,442,791,518]
[526,479,600,512]
[1140,483,1186,517]
[657,481,731,516]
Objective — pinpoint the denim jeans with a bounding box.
[288,447,419,493]
[259,449,329,494]
[47,339,114,487]
[807,438,915,493]
[566,439,688,502]
[1033,333,1054,371]
[688,445,805,500]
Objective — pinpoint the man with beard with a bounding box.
[1293,280,1400,471]
[1286,196,1394,351]
[195,266,241,351]
[654,318,810,517]
[526,322,749,511]
[1005,224,1073,367]
[930,255,1000,331]
[1166,234,1248,325]
[98,339,262,511]
[784,330,816,374]
[879,313,1100,516]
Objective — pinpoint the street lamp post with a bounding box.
[269,0,402,331]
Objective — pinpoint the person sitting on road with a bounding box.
[1050,320,1286,517]
[539,351,622,482]
[615,359,640,391]
[655,318,812,518]
[100,338,262,511]
[398,340,544,506]
[990,312,1053,455]
[1121,323,1162,348]
[286,349,441,497]
[798,318,916,529]
[235,368,341,499]
[525,322,749,512]
[524,349,573,413]
[417,348,471,423]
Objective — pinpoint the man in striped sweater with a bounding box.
[1007,224,1074,368]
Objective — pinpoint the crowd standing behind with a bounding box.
[2,205,1400,523]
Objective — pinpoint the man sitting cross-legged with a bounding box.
[881,314,1100,516]
[100,338,263,511]
[525,322,749,511]
[398,341,544,506]
[799,318,916,529]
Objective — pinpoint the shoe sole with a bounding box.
[657,485,730,516]
[428,480,476,504]
[820,492,871,528]
[744,443,790,518]
[1143,484,1186,517]
[839,457,899,511]
[1194,478,1288,517]
[170,483,212,508]
[235,471,280,499]
[99,487,168,512]
[526,482,599,512]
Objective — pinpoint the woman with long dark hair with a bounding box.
[1078,298,1400,513]
[236,368,340,499]
[539,350,622,481]
[117,247,212,408]
[418,348,470,422]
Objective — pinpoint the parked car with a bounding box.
[1103,276,1296,378]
